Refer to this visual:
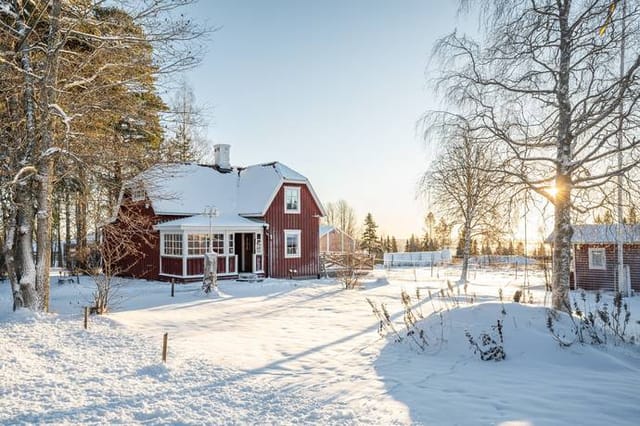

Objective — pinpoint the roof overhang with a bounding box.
[154,214,266,233]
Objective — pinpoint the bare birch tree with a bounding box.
[324,200,358,238]
[422,117,508,283]
[434,0,640,310]
[161,78,208,163]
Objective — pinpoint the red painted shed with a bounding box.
[552,224,640,293]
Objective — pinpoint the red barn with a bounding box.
[552,224,640,293]
[112,144,325,281]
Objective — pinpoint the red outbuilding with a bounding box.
[548,224,640,293]
[111,144,325,281]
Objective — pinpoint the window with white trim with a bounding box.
[188,234,206,255]
[284,187,301,213]
[211,233,224,253]
[255,233,263,255]
[131,184,145,202]
[228,233,235,254]
[588,247,606,270]
[163,234,183,256]
[284,230,301,258]
[187,234,224,255]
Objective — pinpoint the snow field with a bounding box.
[1,266,640,425]
[0,308,361,425]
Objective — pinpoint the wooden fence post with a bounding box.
[162,332,168,363]
[84,306,89,330]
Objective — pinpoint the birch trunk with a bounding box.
[34,0,62,311]
[65,190,71,268]
[552,2,573,312]
[3,206,22,310]
[16,185,37,308]
[459,220,473,284]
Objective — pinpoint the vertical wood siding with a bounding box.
[162,257,183,276]
[574,244,640,292]
[111,192,185,281]
[263,183,321,278]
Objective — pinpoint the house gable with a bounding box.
[263,183,322,278]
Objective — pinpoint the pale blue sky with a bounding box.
[181,0,472,238]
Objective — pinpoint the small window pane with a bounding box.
[589,248,606,270]
[228,233,234,254]
[256,234,263,255]
[163,234,183,256]
[187,234,224,255]
[211,234,224,253]
[285,187,300,212]
[285,231,300,258]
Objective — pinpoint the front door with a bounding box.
[235,233,255,273]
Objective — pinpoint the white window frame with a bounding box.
[588,247,606,270]
[284,230,301,258]
[227,233,235,255]
[255,233,263,255]
[131,184,145,202]
[162,233,183,257]
[284,186,301,214]
[187,234,207,256]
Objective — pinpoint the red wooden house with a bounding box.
[554,224,640,292]
[112,144,325,281]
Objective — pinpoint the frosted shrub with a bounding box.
[465,320,506,361]
[367,290,444,352]
[546,291,635,346]
[91,275,123,314]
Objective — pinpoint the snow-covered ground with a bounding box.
[1,266,639,425]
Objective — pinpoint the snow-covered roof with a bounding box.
[319,225,335,237]
[547,224,640,244]
[131,161,325,218]
[154,213,265,231]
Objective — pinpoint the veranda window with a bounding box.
[163,234,183,256]
[228,233,234,254]
[188,234,225,255]
[188,234,208,255]
[255,233,263,255]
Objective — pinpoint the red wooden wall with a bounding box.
[262,183,321,278]
[110,190,185,281]
[574,243,640,292]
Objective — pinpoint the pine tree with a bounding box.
[360,213,379,256]
[391,236,398,252]
[434,219,451,249]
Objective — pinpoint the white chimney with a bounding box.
[214,144,231,169]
